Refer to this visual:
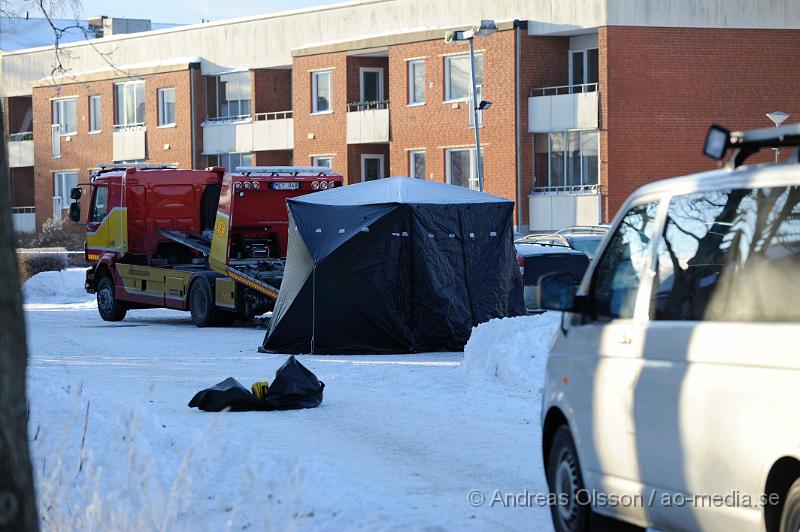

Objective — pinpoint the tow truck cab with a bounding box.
[72,164,342,326]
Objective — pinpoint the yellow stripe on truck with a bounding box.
[86,207,128,253]
[209,211,230,274]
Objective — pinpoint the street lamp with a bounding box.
[766,111,790,163]
[445,19,496,192]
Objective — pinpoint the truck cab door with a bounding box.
[86,185,110,250]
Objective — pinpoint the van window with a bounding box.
[591,202,658,319]
[650,187,800,322]
[91,186,109,223]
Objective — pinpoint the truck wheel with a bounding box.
[189,278,215,327]
[97,275,127,322]
[780,478,800,532]
[547,425,590,532]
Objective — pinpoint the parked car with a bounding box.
[514,226,607,312]
[538,123,800,532]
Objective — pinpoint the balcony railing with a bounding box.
[113,123,147,162]
[531,184,601,194]
[529,83,598,97]
[202,111,293,152]
[346,100,390,112]
[11,206,36,234]
[9,131,33,142]
[9,131,34,167]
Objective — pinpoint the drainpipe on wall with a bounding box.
[189,62,199,169]
[513,20,527,233]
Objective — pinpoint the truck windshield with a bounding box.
[91,186,109,223]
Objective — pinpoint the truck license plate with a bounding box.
[271,182,300,190]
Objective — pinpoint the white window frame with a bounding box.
[312,156,333,169]
[536,129,600,188]
[54,171,78,209]
[210,152,254,171]
[157,87,176,127]
[409,150,426,179]
[114,80,146,127]
[444,53,482,103]
[568,48,599,89]
[408,60,425,106]
[445,148,478,190]
[88,95,102,133]
[359,67,384,102]
[52,97,77,136]
[360,154,385,182]
[311,70,333,115]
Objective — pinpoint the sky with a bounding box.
[8,0,351,25]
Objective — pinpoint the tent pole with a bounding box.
[311,265,316,354]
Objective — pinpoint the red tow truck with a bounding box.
[68,165,343,326]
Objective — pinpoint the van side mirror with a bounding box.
[537,272,577,311]
[70,187,82,200]
[69,202,81,222]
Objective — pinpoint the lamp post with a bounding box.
[446,20,496,191]
[766,111,790,163]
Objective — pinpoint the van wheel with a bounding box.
[97,275,127,322]
[547,425,590,532]
[189,278,215,327]
[780,478,800,532]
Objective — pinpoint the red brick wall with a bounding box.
[602,26,800,221]
[31,67,195,229]
[253,68,292,114]
[255,150,293,166]
[292,52,350,179]
[518,33,571,226]
[387,30,519,205]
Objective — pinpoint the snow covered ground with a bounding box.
[24,269,560,531]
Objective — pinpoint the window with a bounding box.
[590,202,658,319]
[534,130,599,189]
[91,186,109,223]
[445,53,482,102]
[53,172,78,209]
[409,150,426,179]
[89,95,102,132]
[446,148,479,190]
[207,72,252,119]
[208,152,254,171]
[158,88,176,126]
[360,68,383,102]
[312,156,333,169]
[408,60,425,105]
[52,98,77,135]
[115,80,145,126]
[570,48,599,90]
[650,187,800,322]
[312,71,332,114]
[361,154,384,182]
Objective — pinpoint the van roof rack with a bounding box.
[234,165,337,177]
[703,123,800,168]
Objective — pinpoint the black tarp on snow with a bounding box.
[261,176,525,354]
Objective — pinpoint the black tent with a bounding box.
[262,176,524,354]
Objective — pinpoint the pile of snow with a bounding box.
[461,313,561,390]
[23,268,94,305]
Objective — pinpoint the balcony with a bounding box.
[528,185,602,232]
[113,124,147,162]
[346,101,390,144]
[202,111,294,154]
[8,132,34,167]
[12,206,36,234]
[528,83,599,133]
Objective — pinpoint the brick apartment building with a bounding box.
[3,0,799,235]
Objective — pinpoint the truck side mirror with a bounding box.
[70,187,82,200]
[69,202,81,222]
[537,271,577,312]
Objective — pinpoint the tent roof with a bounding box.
[288,176,512,206]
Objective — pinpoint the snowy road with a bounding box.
[24,271,558,531]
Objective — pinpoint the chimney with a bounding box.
[87,16,152,38]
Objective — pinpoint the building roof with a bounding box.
[0,17,179,52]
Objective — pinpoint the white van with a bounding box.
[537,124,800,532]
